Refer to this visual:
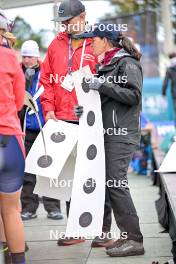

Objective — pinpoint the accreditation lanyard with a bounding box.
[68,36,87,73]
[68,37,73,74]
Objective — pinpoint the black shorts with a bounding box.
[0,135,25,193]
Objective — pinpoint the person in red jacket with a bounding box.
[40,0,96,122]
[0,10,26,264]
[40,0,101,246]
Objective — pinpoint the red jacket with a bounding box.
[40,32,97,121]
[0,46,25,135]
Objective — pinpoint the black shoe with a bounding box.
[91,233,114,248]
[57,236,85,246]
[47,211,64,220]
[106,239,145,257]
[21,211,37,221]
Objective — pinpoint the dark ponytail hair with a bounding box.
[121,35,142,60]
[108,32,142,61]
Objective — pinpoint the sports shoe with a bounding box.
[21,212,37,221]
[47,211,64,220]
[91,233,114,248]
[57,236,85,246]
[106,239,145,257]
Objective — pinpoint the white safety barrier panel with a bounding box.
[157,142,176,173]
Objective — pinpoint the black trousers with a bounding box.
[102,141,143,242]
[21,130,61,214]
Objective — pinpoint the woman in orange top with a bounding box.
[0,10,26,264]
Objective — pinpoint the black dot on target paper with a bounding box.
[79,212,93,227]
[87,111,95,126]
[37,155,52,168]
[86,145,97,160]
[83,178,96,194]
[51,132,66,143]
[82,78,90,93]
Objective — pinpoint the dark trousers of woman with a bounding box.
[102,141,143,242]
[21,130,61,214]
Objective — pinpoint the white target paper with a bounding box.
[34,151,76,201]
[25,119,78,200]
[25,119,78,179]
[66,65,105,238]
[157,142,176,173]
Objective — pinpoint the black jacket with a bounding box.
[162,63,176,98]
[97,49,143,145]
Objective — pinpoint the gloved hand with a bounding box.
[86,76,104,91]
[74,105,84,118]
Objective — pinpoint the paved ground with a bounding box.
[24,173,172,264]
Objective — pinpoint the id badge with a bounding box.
[61,74,74,92]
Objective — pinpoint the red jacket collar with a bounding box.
[103,48,121,66]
